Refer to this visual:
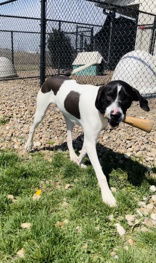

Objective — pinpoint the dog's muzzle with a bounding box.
[108,112,122,127]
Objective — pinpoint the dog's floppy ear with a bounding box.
[120,81,150,112]
[130,87,150,112]
[95,86,106,114]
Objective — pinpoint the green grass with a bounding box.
[0,117,10,125]
[0,149,155,263]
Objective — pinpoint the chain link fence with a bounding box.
[0,0,156,96]
[0,0,41,80]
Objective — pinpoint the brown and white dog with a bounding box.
[25,76,149,207]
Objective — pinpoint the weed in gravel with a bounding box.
[0,116,10,125]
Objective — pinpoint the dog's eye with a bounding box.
[119,99,128,105]
[106,96,113,103]
[118,99,132,110]
[118,93,132,104]
[119,99,128,104]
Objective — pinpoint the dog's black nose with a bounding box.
[110,111,121,120]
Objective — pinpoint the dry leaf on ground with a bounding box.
[55,219,69,228]
[16,248,25,258]
[21,222,32,229]
[115,223,126,236]
[7,194,16,202]
[127,239,136,246]
[149,185,156,192]
[65,184,73,190]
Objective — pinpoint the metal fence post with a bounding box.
[58,20,62,75]
[40,0,47,86]
[90,27,94,51]
[107,11,115,68]
[80,33,84,51]
[149,16,156,55]
[75,25,78,53]
[11,31,14,65]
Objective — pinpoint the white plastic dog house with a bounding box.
[112,50,156,95]
[0,57,17,79]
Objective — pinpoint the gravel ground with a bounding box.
[0,78,155,168]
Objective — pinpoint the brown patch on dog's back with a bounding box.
[41,76,69,94]
[64,91,80,119]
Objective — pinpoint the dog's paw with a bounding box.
[25,142,33,152]
[102,192,117,207]
[80,164,87,169]
[70,155,79,165]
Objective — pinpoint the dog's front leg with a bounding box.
[84,132,117,207]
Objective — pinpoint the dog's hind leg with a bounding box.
[25,91,52,151]
[64,116,79,164]
[64,118,87,167]
[77,144,87,168]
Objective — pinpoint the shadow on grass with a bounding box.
[33,135,155,187]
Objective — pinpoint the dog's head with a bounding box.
[95,80,150,128]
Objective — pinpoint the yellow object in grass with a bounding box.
[35,189,42,196]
